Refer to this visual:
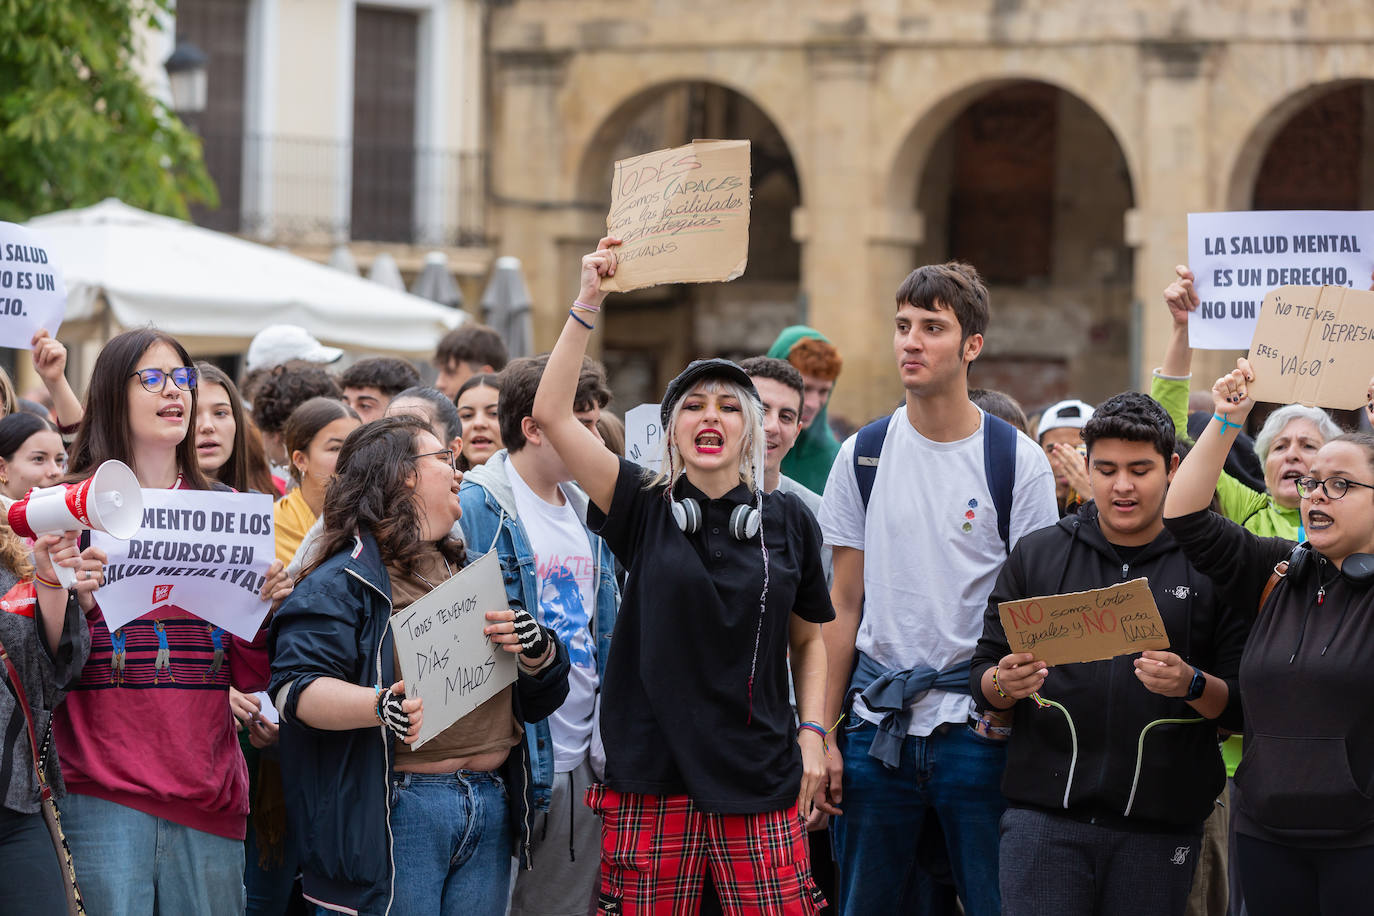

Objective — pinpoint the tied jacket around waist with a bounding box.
[268,530,570,916]
[971,504,1250,829]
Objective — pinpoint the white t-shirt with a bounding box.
[819,406,1057,736]
[507,463,600,773]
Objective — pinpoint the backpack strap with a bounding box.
[853,416,894,512]
[981,411,1018,554]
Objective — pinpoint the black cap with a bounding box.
[660,358,759,428]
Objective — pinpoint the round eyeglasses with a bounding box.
[1295,475,1374,501]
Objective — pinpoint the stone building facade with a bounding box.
[486,0,1374,425]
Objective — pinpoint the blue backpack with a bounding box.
[853,410,1018,553]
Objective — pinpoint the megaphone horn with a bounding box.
[7,459,145,586]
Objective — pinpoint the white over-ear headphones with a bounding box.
[671,497,761,540]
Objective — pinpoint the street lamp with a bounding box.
[164,39,208,115]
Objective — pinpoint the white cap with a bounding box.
[1036,398,1095,441]
[246,325,344,374]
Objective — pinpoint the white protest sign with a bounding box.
[1186,210,1374,349]
[0,222,66,347]
[92,490,275,640]
[623,402,664,473]
[389,549,517,749]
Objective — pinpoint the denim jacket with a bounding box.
[459,450,619,814]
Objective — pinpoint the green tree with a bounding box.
[0,0,215,223]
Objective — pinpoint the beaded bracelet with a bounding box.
[568,309,595,330]
[990,667,1009,699]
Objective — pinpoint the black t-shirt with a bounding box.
[588,457,834,813]
[1110,541,1150,567]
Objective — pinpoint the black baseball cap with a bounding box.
[660,358,759,428]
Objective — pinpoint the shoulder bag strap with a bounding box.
[0,635,52,799]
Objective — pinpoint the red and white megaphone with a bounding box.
[8,460,144,587]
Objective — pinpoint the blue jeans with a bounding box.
[388,769,512,916]
[831,719,1007,916]
[59,792,245,916]
[244,809,300,916]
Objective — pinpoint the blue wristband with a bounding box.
[568,309,595,330]
[1212,413,1243,434]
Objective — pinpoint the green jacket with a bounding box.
[1150,372,1300,540]
[767,325,842,494]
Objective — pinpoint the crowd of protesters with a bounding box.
[0,244,1372,916]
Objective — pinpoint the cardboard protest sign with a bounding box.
[1186,210,1374,349]
[623,402,664,473]
[92,490,275,639]
[1246,285,1374,410]
[0,221,65,347]
[998,578,1169,667]
[600,140,750,293]
[389,549,516,748]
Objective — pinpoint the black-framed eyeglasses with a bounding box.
[411,448,457,470]
[129,367,198,393]
[1295,476,1374,501]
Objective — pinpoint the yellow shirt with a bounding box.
[273,488,316,567]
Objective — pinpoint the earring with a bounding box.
[0,474,7,484]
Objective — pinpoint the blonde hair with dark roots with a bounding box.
[0,366,17,418]
[649,377,766,495]
[0,516,33,581]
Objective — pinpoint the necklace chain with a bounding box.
[412,556,454,589]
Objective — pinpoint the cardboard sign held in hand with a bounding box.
[600,140,750,293]
[998,578,1170,667]
[1247,285,1374,410]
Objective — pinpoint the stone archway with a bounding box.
[573,81,804,407]
[1227,80,1374,211]
[889,79,1138,413]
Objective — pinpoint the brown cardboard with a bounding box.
[997,578,1170,667]
[1247,285,1374,410]
[600,140,750,293]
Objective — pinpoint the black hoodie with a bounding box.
[1165,507,1374,848]
[971,504,1250,830]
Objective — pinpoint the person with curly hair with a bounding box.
[766,328,843,494]
[269,416,570,916]
[249,365,344,475]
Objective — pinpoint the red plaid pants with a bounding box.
[585,784,826,915]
